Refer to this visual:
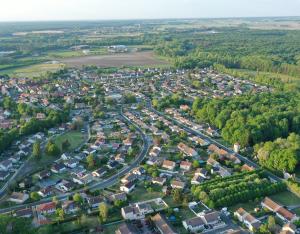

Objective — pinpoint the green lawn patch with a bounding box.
[54,131,85,151]
[129,185,164,203]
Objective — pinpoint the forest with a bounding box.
[192,92,300,147]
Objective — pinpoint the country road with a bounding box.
[0,108,150,215]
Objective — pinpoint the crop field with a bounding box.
[2,62,65,78]
[61,51,170,68]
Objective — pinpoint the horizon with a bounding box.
[0,15,299,24]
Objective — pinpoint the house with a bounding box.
[120,181,136,193]
[8,192,29,204]
[152,177,167,186]
[107,160,119,169]
[261,197,299,222]
[191,174,204,185]
[64,159,79,169]
[73,173,93,185]
[0,171,9,181]
[115,153,126,163]
[151,213,178,234]
[36,113,46,120]
[38,186,55,198]
[280,223,297,234]
[14,208,33,218]
[92,167,107,177]
[115,222,139,234]
[0,159,13,171]
[109,192,127,203]
[183,211,221,232]
[207,157,220,167]
[195,168,208,178]
[171,180,185,189]
[62,200,79,214]
[149,146,161,157]
[182,217,205,232]
[56,180,76,192]
[132,167,145,176]
[200,211,220,225]
[241,164,255,172]
[9,155,20,163]
[162,160,176,171]
[51,163,66,173]
[86,195,103,209]
[177,143,198,157]
[121,173,137,184]
[180,161,192,171]
[36,202,56,214]
[234,208,261,232]
[121,203,153,220]
[37,171,51,180]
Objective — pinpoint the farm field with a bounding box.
[1,62,65,78]
[61,51,170,68]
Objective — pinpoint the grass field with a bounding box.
[130,185,164,203]
[270,191,300,206]
[4,62,65,78]
[54,131,85,151]
[61,51,170,68]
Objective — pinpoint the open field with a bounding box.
[54,131,85,151]
[61,51,170,68]
[1,62,65,78]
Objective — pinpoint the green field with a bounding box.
[2,63,65,78]
[270,191,300,206]
[130,185,164,203]
[54,131,86,151]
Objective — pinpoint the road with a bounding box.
[0,108,150,215]
[147,103,282,182]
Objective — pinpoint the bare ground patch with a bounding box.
[61,51,169,68]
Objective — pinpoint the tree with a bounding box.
[45,141,60,157]
[73,193,83,204]
[32,141,41,159]
[192,160,200,168]
[267,216,276,232]
[172,189,182,203]
[56,208,65,222]
[86,154,95,168]
[62,139,71,151]
[30,192,40,201]
[99,203,108,222]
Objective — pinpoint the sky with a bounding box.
[0,0,299,21]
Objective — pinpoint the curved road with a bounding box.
[0,108,150,215]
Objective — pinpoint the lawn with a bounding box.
[54,131,86,152]
[294,208,300,216]
[130,185,164,203]
[229,200,259,213]
[270,191,300,206]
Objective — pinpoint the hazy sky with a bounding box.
[0,0,299,21]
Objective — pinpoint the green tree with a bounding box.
[99,203,108,222]
[56,208,65,222]
[73,193,83,204]
[30,192,40,201]
[32,141,41,159]
[86,154,95,168]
